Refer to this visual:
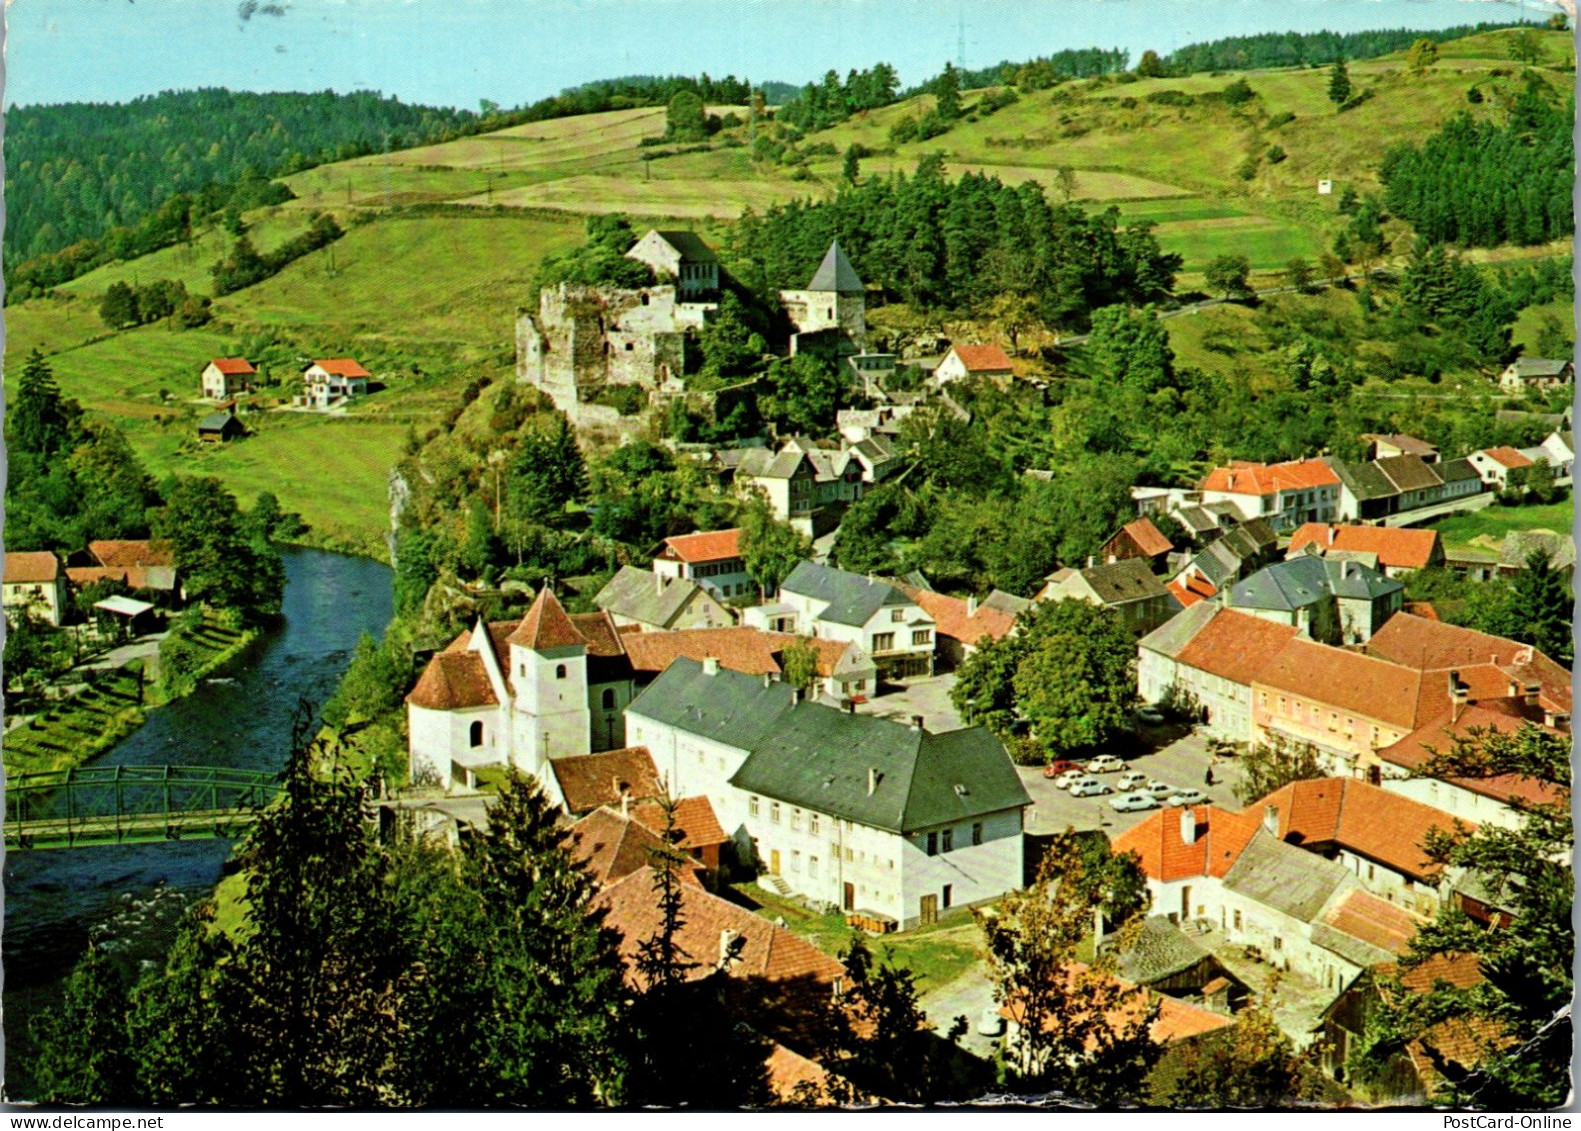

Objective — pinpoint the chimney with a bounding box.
[1448,669,1468,703]
[620,791,630,818]
[763,672,772,689]
[910,714,925,732]
[1524,682,1541,706]
[702,655,719,676]
[656,573,666,595]
[1087,555,1095,569]
[1328,525,1337,546]
[967,594,978,616]
[1179,806,1198,845]
[1262,804,1279,836]
[867,767,879,795]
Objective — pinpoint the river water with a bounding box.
[1,547,393,1093]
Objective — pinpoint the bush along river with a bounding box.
[2,548,393,1095]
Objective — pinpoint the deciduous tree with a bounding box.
[738,493,812,597]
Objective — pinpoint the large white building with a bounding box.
[746,560,936,681]
[626,658,1030,929]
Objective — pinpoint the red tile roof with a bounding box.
[1111,804,1261,882]
[1255,639,1426,730]
[1322,889,1421,956]
[632,795,731,851]
[948,343,1014,372]
[1287,524,1442,571]
[1481,446,1533,470]
[208,357,256,375]
[89,540,173,569]
[311,358,372,378]
[406,649,499,711]
[1379,700,1570,809]
[1366,614,1571,713]
[4,551,60,585]
[509,587,585,651]
[568,609,626,657]
[1199,458,1339,496]
[66,564,165,591]
[1246,777,1472,881]
[1121,517,1174,558]
[894,585,1016,647]
[1173,608,1300,687]
[621,626,851,680]
[765,1042,837,1103]
[661,528,742,564]
[550,746,662,814]
[1167,575,1218,608]
[563,806,673,888]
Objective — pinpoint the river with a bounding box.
[2,547,393,1094]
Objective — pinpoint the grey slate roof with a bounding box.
[627,657,798,751]
[1138,600,1217,659]
[1106,916,1214,984]
[782,560,911,627]
[1327,459,1398,502]
[737,448,808,480]
[1376,454,1443,493]
[1222,829,1352,922]
[982,589,1033,617]
[651,230,719,264]
[1078,557,1169,605]
[1438,457,1480,484]
[1501,530,1576,572]
[1310,922,1396,969]
[1229,555,1400,612]
[198,410,238,431]
[1189,540,1243,589]
[1174,506,1220,536]
[807,240,864,292]
[1509,357,1571,377]
[594,565,712,628]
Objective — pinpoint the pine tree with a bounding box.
[1327,58,1351,107]
[10,347,79,458]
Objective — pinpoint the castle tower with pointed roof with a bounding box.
[779,239,868,356]
[508,587,592,777]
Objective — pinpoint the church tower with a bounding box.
[506,587,591,781]
[779,240,867,352]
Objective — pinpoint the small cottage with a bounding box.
[201,358,255,400]
[197,408,245,443]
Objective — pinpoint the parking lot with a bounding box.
[1020,726,1249,837]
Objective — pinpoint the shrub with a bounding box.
[1268,110,1295,127]
[1265,145,1287,164]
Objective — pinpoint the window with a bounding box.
[1233,910,1243,931]
[972,822,983,846]
[912,629,932,646]
[1367,863,1375,882]
[601,688,616,710]
[926,832,938,856]
[468,721,484,748]
[844,847,853,862]
[853,679,865,691]
[1273,936,1283,952]
[942,884,953,909]
[872,633,895,652]
[891,609,905,623]
[770,802,780,825]
[791,809,803,832]
[941,828,954,853]
[791,851,801,873]
[555,664,567,680]
[809,814,820,836]
[809,855,819,878]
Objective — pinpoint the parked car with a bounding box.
[1053,769,1084,790]
[1167,788,1208,808]
[1085,754,1128,774]
[1145,780,1176,799]
[1117,770,1148,791]
[1109,790,1160,812]
[1069,777,1111,797]
[1043,759,1082,779]
[1137,706,1166,725]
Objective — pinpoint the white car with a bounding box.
[1053,769,1085,790]
[1085,755,1128,774]
[1117,770,1148,791]
[1167,788,1208,808]
[1145,780,1176,799]
[1109,791,1159,813]
[1069,777,1111,798]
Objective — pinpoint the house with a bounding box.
[1326,459,1401,523]
[594,565,734,632]
[837,404,914,444]
[3,550,67,626]
[736,442,866,538]
[201,357,254,400]
[65,540,178,599]
[1037,558,1176,636]
[1373,455,1446,512]
[652,528,752,601]
[846,434,901,484]
[1537,429,1574,479]
[1100,517,1175,568]
[846,351,898,396]
[300,358,372,408]
[1171,518,1277,592]
[1363,612,1572,719]
[1198,459,1340,532]
[1363,433,1438,463]
[563,805,678,888]
[196,408,245,443]
[1225,556,1403,646]
[891,583,1017,669]
[625,658,1031,929]
[1101,916,1251,1012]
[548,745,664,816]
[405,589,638,790]
[629,795,733,873]
[761,561,935,681]
[624,229,720,299]
[779,240,867,358]
[1285,524,1444,578]
[1466,446,1533,489]
[934,343,1014,387]
[1136,605,1302,740]
[1497,356,1573,393]
[620,624,878,703]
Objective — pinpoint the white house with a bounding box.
[1036,558,1176,637]
[651,528,752,601]
[3,550,67,627]
[624,229,720,299]
[1198,459,1340,532]
[1466,447,1534,489]
[934,343,1014,387]
[201,357,255,400]
[736,442,866,538]
[626,657,1031,929]
[300,358,372,408]
[765,560,935,681]
[595,565,734,632]
[1497,356,1573,393]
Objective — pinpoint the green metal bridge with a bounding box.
[4,764,283,851]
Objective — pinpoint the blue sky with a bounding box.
[4,0,1557,109]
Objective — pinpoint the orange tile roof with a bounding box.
[894,585,1016,646]
[66,564,165,591]
[1375,953,1505,1094]
[1199,458,1339,496]
[1386,952,1484,994]
[208,357,256,375]
[1111,804,1261,882]
[1379,701,1570,809]
[1402,601,1439,622]
[1287,524,1441,571]
[765,1042,836,1103]
[406,649,499,711]
[550,747,662,813]
[1166,580,1201,608]
[1173,608,1301,687]
[4,551,60,584]
[948,343,1014,372]
[1254,639,1426,730]
[1247,778,1471,881]
[620,626,852,680]
[311,357,372,378]
[1121,517,1174,558]
[1322,889,1421,956]
[568,609,626,657]
[1366,614,1571,712]
[89,540,173,569]
[632,795,731,850]
[563,806,672,888]
[509,587,585,651]
[595,867,846,991]
[1481,446,1533,470]
[661,528,742,564]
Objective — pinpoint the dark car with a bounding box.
[1043,759,1082,779]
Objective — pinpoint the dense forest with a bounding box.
[1161,21,1529,74]
[1380,79,1574,248]
[775,64,902,133]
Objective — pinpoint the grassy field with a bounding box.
[1427,499,1575,554]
